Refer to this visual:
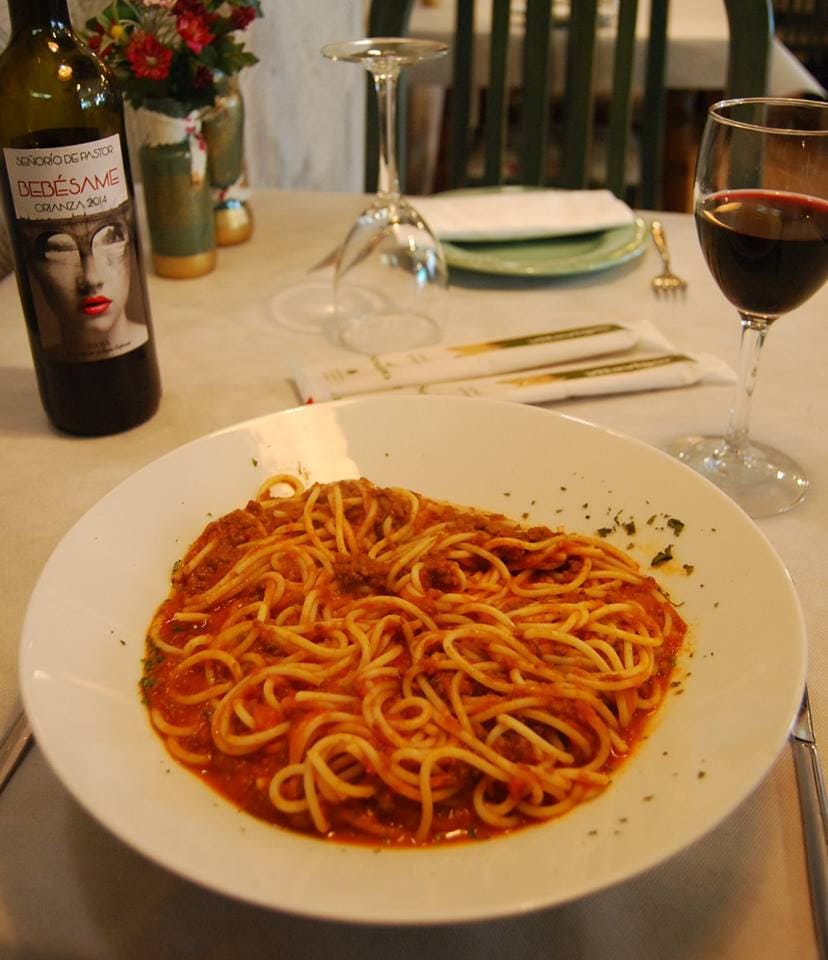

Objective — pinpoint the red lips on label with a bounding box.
[80,296,112,316]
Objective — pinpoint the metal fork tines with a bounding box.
[650,220,687,296]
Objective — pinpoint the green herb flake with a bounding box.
[623,520,636,535]
[667,518,685,536]
[682,563,695,575]
[650,545,674,567]
[251,457,258,467]
[597,527,613,538]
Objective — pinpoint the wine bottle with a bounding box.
[0,0,161,436]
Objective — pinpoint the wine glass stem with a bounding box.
[723,312,771,455]
[371,64,402,202]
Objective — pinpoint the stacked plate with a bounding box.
[415,186,648,278]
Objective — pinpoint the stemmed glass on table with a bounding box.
[320,37,449,354]
[668,98,828,517]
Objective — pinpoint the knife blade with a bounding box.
[0,711,33,797]
[791,687,828,959]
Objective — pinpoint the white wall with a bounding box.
[239,1,365,191]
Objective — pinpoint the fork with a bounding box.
[650,220,687,296]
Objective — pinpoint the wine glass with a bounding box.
[667,98,828,517]
[321,38,449,355]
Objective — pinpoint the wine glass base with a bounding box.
[270,281,385,335]
[270,279,334,334]
[330,310,444,356]
[665,435,808,518]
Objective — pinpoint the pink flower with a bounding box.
[176,11,215,54]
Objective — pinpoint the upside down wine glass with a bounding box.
[667,98,828,517]
[321,38,449,355]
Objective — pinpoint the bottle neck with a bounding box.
[8,0,72,33]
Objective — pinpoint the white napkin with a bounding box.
[356,352,736,404]
[293,320,673,403]
[415,189,635,241]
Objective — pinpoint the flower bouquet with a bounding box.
[86,0,262,111]
[86,1,263,275]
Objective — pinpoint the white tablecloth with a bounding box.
[0,189,826,959]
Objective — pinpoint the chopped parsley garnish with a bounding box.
[667,518,685,536]
[650,545,674,566]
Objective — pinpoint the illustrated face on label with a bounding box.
[4,133,150,363]
[26,212,132,338]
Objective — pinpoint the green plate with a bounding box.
[442,216,648,277]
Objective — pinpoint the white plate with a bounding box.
[20,396,805,924]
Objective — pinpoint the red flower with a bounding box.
[230,6,257,30]
[125,33,173,80]
[176,11,215,54]
[192,64,213,90]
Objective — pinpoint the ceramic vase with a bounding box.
[135,101,217,279]
[203,77,254,246]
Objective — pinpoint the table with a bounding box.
[1,189,826,959]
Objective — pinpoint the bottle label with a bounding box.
[3,134,150,363]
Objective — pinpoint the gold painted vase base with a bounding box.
[152,249,217,279]
[215,204,253,246]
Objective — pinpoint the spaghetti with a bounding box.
[143,476,685,845]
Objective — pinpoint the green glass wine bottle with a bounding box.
[0,0,161,435]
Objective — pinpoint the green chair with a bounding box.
[365,0,774,209]
[772,0,828,89]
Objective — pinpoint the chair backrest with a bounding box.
[365,0,774,209]
[772,0,828,89]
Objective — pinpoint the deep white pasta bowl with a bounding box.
[19,395,805,924]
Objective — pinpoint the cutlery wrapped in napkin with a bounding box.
[292,320,734,406]
[414,188,635,241]
[294,320,671,403]
[344,352,735,404]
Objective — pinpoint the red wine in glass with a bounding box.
[696,189,828,318]
[668,97,828,517]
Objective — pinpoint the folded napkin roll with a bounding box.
[350,352,736,404]
[414,188,635,241]
[293,320,672,404]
